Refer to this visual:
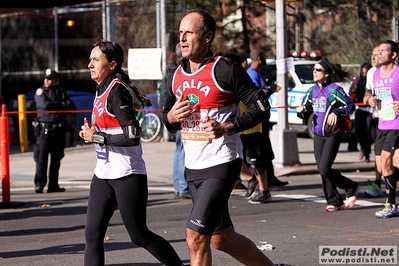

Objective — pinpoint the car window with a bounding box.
[262,62,315,86]
[261,60,352,88]
[262,64,276,86]
[295,64,314,84]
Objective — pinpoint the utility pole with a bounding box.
[270,0,300,167]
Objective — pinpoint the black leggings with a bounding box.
[314,134,357,206]
[84,174,182,266]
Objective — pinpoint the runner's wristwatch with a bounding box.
[225,121,235,135]
[92,132,105,144]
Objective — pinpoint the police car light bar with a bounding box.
[288,49,323,60]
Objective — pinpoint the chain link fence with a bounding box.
[299,3,393,66]
[0,0,163,143]
[224,2,394,75]
[1,1,395,143]
[0,0,159,106]
[2,1,394,104]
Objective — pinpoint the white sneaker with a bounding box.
[326,204,345,212]
[345,185,359,209]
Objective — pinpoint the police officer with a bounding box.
[33,69,74,193]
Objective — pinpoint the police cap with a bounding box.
[44,68,59,79]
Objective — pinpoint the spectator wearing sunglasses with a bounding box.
[296,59,358,212]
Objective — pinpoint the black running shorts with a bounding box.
[186,158,241,236]
[374,129,399,156]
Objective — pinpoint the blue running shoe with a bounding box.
[375,202,399,219]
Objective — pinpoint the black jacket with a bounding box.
[35,84,74,123]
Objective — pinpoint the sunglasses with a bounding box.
[313,68,325,72]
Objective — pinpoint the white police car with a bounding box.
[263,58,352,138]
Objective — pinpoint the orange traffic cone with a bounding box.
[8,116,18,144]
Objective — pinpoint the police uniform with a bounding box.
[33,69,74,193]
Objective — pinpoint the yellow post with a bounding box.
[18,94,28,152]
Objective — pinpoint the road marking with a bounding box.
[9,184,175,192]
[273,194,382,207]
[7,186,384,208]
[9,185,92,192]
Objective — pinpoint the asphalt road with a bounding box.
[0,137,397,266]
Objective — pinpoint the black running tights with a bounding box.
[314,134,357,206]
[84,174,182,266]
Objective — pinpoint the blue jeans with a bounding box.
[173,131,188,193]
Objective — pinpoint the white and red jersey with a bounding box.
[172,56,242,170]
[93,78,124,131]
[92,77,146,179]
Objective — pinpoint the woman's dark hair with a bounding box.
[92,40,152,107]
[318,58,350,82]
[93,40,124,72]
[92,40,129,84]
[185,9,216,43]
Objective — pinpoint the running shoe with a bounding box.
[345,184,359,209]
[245,176,258,199]
[375,202,399,219]
[248,190,272,204]
[364,183,382,197]
[325,204,345,212]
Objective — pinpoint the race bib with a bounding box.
[95,143,107,161]
[313,96,327,113]
[376,87,395,121]
[180,110,209,142]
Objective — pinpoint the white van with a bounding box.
[263,58,352,138]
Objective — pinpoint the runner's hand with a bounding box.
[296,106,305,113]
[327,112,337,126]
[167,97,191,123]
[368,96,377,107]
[201,116,225,139]
[392,100,399,112]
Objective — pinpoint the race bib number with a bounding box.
[180,110,209,142]
[95,143,107,161]
[376,87,395,121]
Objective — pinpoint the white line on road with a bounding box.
[7,187,383,208]
[9,184,175,192]
[273,194,382,207]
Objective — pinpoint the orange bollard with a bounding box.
[0,104,10,204]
